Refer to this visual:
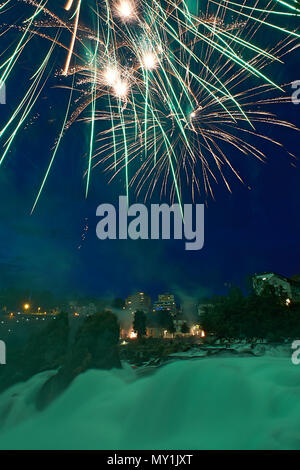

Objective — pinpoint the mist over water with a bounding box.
[0,356,299,450]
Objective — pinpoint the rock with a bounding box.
[230,343,253,354]
[252,344,266,356]
[0,312,69,394]
[36,311,121,410]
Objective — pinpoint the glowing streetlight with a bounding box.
[24,303,30,310]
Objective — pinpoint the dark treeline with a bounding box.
[133,309,192,339]
[133,309,176,338]
[201,285,300,341]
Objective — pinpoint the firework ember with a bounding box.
[0,0,299,209]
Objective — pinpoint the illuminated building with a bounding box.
[153,293,177,317]
[125,293,151,314]
[146,326,167,338]
[252,272,300,303]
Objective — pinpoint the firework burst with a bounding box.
[0,0,299,209]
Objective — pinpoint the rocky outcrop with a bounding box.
[36,311,121,410]
[0,312,69,394]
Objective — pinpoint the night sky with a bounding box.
[0,3,299,301]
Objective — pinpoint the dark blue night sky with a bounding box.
[0,4,299,301]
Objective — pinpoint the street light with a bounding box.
[23,303,30,311]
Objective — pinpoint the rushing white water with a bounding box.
[0,356,299,450]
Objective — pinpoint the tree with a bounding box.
[156,309,175,334]
[168,321,176,336]
[181,322,190,334]
[133,310,147,338]
[201,282,300,341]
[201,287,247,339]
[112,297,125,309]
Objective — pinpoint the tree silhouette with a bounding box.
[181,322,190,334]
[133,310,147,338]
